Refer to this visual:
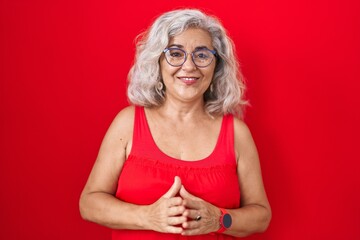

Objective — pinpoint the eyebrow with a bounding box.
[168,44,184,48]
[168,44,211,50]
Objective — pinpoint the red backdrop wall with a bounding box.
[1,0,359,239]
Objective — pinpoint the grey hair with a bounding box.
[127,9,247,116]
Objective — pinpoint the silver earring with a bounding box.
[210,83,214,93]
[156,81,163,91]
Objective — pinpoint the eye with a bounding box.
[168,49,185,58]
[194,50,210,59]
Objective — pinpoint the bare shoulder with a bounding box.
[233,117,258,162]
[233,117,253,143]
[113,105,135,125]
[99,105,136,156]
[108,105,135,137]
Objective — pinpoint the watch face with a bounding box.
[223,213,232,228]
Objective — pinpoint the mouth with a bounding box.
[177,76,200,85]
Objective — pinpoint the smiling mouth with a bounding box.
[178,77,200,85]
[178,77,199,80]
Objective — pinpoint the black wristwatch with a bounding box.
[216,208,232,233]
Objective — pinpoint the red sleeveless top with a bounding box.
[113,106,240,239]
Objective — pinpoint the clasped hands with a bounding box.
[145,176,220,235]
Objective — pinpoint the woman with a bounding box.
[80,9,271,239]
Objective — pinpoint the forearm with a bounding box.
[79,191,147,230]
[225,204,271,237]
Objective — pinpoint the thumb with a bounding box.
[180,185,196,199]
[180,185,202,201]
[163,176,182,198]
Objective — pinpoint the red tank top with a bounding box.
[113,106,240,239]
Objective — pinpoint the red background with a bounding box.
[1,0,360,239]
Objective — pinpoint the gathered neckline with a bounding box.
[142,108,225,163]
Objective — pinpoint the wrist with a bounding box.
[137,205,150,230]
[216,208,232,233]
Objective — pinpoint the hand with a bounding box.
[144,176,187,234]
[180,186,221,235]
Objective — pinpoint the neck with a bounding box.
[157,98,208,122]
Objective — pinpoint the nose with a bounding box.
[181,53,197,71]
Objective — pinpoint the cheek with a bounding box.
[160,61,177,78]
[204,66,216,80]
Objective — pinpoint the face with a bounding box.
[160,28,216,104]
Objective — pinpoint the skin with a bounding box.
[160,28,216,109]
[79,28,271,237]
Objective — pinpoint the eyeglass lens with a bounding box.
[164,48,215,67]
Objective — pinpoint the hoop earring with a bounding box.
[156,81,163,91]
[155,81,164,96]
[210,83,214,93]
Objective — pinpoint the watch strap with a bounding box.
[216,208,228,233]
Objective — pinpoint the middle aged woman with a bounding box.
[80,9,271,239]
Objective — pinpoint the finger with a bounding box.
[163,176,182,199]
[182,219,199,230]
[182,209,201,219]
[167,196,183,207]
[181,228,201,236]
[167,204,185,216]
[167,215,187,226]
[165,225,184,234]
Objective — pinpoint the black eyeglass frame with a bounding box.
[162,47,217,68]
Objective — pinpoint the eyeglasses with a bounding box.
[163,47,217,68]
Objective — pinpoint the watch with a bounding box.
[216,208,232,233]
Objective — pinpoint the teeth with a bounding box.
[181,77,197,80]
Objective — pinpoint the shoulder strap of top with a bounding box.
[131,106,153,154]
[213,114,236,164]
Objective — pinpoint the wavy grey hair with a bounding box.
[127,9,247,116]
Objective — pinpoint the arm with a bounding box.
[79,106,186,233]
[180,118,271,237]
[226,118,272,236]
